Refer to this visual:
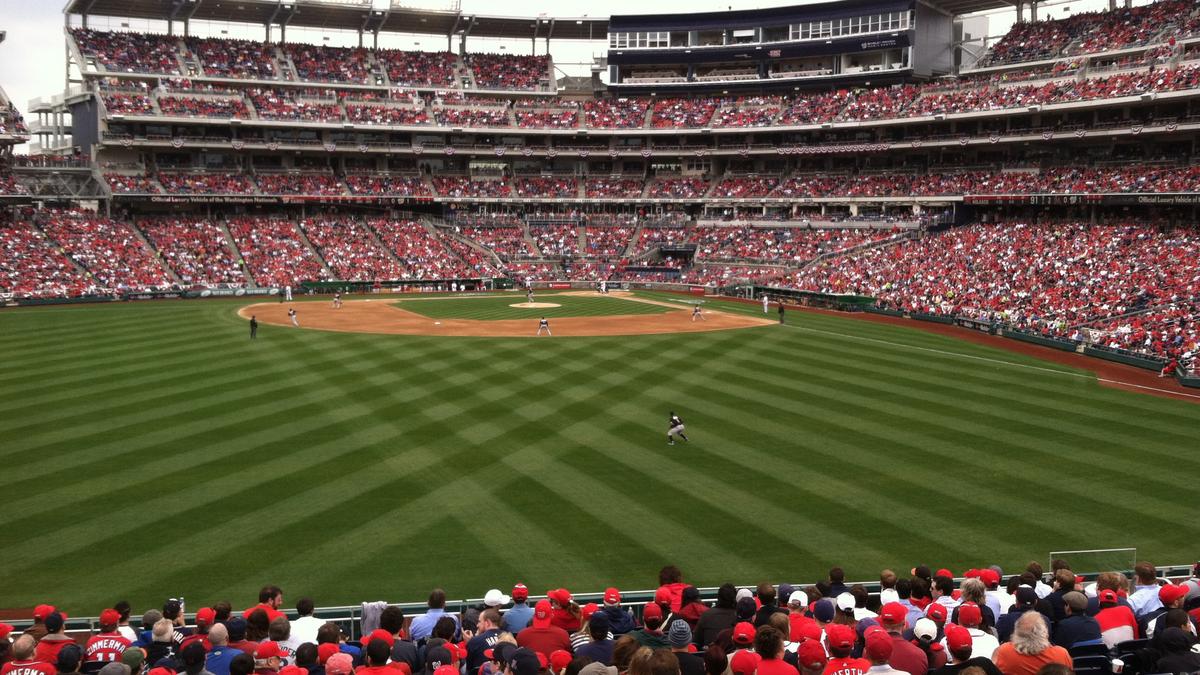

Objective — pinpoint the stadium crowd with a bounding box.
[226,217,332,287]
[137,217,246,287]
[38,210,174,292]
[298,218,407,282]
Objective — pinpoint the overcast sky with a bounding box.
[1,0,1121,135]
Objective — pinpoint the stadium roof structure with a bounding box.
[63,0,609,41]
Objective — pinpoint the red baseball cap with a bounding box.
[825,623,855,650]
[925,604,948,623]
[945,625,973,653]
[796,640,827,671]
[643,602,663,621]
[550,650,573,672]
[864,633,893,661]
[581,603,599,621]
[936,569,954,579]
[731,621,755,645]
[0,623,13,640]
[863,626,887,641]
[963,569,980,579]
[100,609,122,626]
[980,569,1001,588]
[1159,584,1188,605]
[793,620,822,643]
[33,605,56,621]
[255,641,284,660]
[195,608,217,627]
[956,602,982,628]
[1098,589,1119,605]
[654,586,672,605]
[604,588,621,605]
[364,629,395,647]
[879,602,907,625]
[730,651,760,675]
[317,643,340,664]
[512,584,529,602]
[547,589,572,606]
[532,600,553,628]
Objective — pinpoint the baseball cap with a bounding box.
[550,650,573,673]
[325,653,353,675]
[654,587,672,605]
[643,602,664,621]
[835,593,855,612]
[581,603,599,621]
[512,584,529,602]
[255,642,284,660]
[980,569,1001,588]
[825,623,855,650]
[736,597,757,621]
[547,589,572,606]
[879,589,899,605]
[425,645,453,671]
[1160,584,1189,605]
[589,612,611,633]
[796,640,827,671]
[0,623,13,640]
[532,599,553,628]
[787,591,806,606]
[100,609,122,627]
[485,643,517,664]
[45,612,65,633]
[121,648,146,672]
[1015,587,1037,608]
[363,629,395,647]
[731,621,755,645]
[812,600,835,623]
[935,569,954,579]
[794,620,822,643]
[957,602,982,627]
[945,625,972,653]
[925,604,947,623]
[508,648,541,675]
[604,588,621,605]
[864,633,893,661]
[1098,589,1119,605]
[316,643,339,664]
[1063,592,1088,613]
[912,618,937,642]
[34,605,57,621]
[879,603,907,625]
[195,607,216,627]
[729,651,760,675]
[484,589,511,607]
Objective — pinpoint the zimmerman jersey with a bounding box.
[86,634,132,663]
[1,661,56,675]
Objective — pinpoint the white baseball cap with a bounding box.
[787,591,807,606]
[879,589,900,605]
[483,589,511,607]
[913,618,938,642]
[835,593,856,612]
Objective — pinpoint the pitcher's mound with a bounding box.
[510,302,562,308]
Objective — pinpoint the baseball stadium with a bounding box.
[0,0,1199,674]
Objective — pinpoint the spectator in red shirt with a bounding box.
[754,626,799,675]
[877,604,927,675]
[244,587,286,623]
[2,636,55,675]
[85,611,131,666]
[516,601,572,658]
[33,615,73,665]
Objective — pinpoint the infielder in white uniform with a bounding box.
[288,308,299,327]
[600,280,607,294]
[537,317,551,336]
[285,285,293,302]
[667,412,689,445]
[762,294,769,314]
[333,292,342,309]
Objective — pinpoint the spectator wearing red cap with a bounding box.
[979,571,1007,621]
[23,607,56,643]
[1051,593,1099,649]
[547,591,580,634]
[409,591,459,644]
[34,614,73,665]
[751,627,795,675]
[863,630,906,675]
[206,624,243,675]
[1146,584,1195,646]
[930,625,1001,675]
[465,609,503,674]
[627,605,669,650]
[658,567,689,614]
[1,622,14,662]
[3,635,55,675]
[943,604,996,661]
[516,601,571,658]
[823,623,868,675]
[502,586,533,635]
[729,650,760,675]
[952,582,994,634]
[181,609,217,653]
[991,612,1071,675]
[1094,589,1139,648]
[696,585,737,649]
[254,642,285,675]
[86,611,132,666]
[795,640,826,675]
[877,604,925,675]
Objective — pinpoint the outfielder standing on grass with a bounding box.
[778,301,785,325]
[250,316,258,339]
[537,317,551,336]
[668,411,689,445]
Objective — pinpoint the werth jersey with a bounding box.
[86,634,132,663]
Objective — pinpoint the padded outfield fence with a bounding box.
[8,562,1195,640]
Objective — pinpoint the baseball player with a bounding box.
[285,285,293,302]
[762,294,769,314]
[332,292,342,309]
[249,315,258,339]
[537,317,551,336]
[288,308,299,327]
[527,288,535,304]
[692,305,705,322]
[600,280,607,294]
[667,411,689,445]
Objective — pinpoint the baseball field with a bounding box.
[1,290,1197,615]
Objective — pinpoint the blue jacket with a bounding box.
[502,604,534,634]
[599,606,635,636]
[205,646,243,675]
[1052,615,1101,648]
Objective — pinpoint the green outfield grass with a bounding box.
[393,293,672,320]
[0,294,1197,615]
